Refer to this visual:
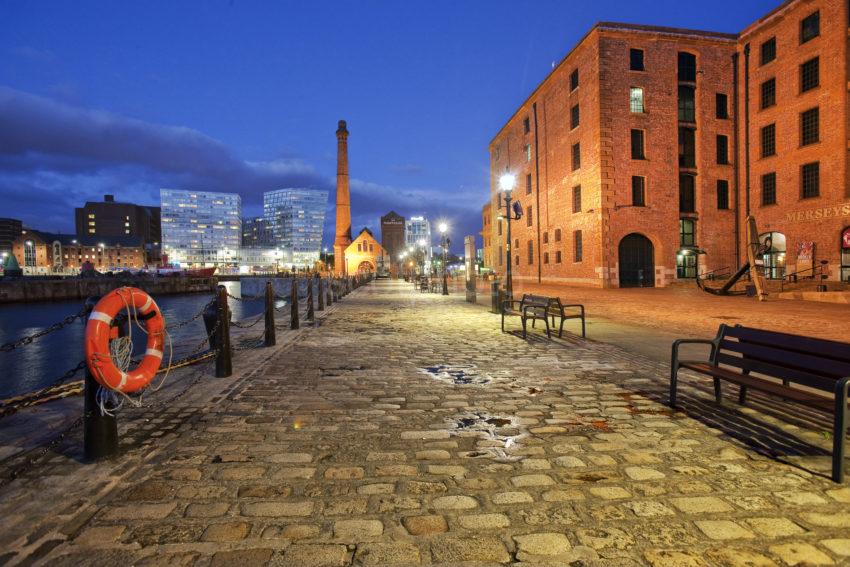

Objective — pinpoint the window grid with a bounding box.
[678,52,696,82]
[801,57,819,92]
[801,107,819,146]
[679,174,696,213]
[680,219,696,247]
[570,69,579,91]
[573,231,583,262]
[760,37,776,65]
[526,173,532,195]
[570,104,580,129]
[761,78,776,109]
[716,93,729,119]
[801,11,820,43]
[527,240,533,265]
[630,87,645,113]
[717,135,729,165]
[572,186,582,213]
[761,123,776,157]
[678,85,695,122]
[523,117,530,134]
[554,229,562,242]
[555,251,562,263]
[762,172,777,205]
[802,162,819,198]
[572,143,581,170]
[526,206,532,227]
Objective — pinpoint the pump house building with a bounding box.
[485,0,850,287]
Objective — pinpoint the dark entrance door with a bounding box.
[619,233,655,288]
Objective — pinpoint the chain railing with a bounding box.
[0,306,89,353]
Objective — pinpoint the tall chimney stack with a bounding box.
[333,120,352,275]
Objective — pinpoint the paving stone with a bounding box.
[267,452,313,463]
[800,511,850,527]
[492,491,534,504]
[825,487,850,503]
[101,503,177,521]
[357,483,395,495]
[430,536,510,563]
[401,430,450,440]
[575,527,635,550]
[214,466,266,480]
[271,467,316,480]
[237,484,292,498]
[210,548,273,567]
[426,465,466,477]
[279,544,352,567]
[542,489,584,502]
[324,466,364,479]
[457,513,510,529]
[74,525,126,546]
[354,542,421,565]
[402,514,448,535]
[366,451,406,462]
[624,466,666,480]
[184,502,229,518]
[333,519,383,540]
[768,542,835,566]
[431,495,478,510]
[644,549,710,567]
[240,501,314,517]
[510,474,555,487]
[513,532,572,560]
[324,498,368,515]
[404,481,446,494]
[264,524,320,540]
[820,539,850,556]
[628,501,675,517]
[694,520,756,540]
[202,521,251,542]
[553,456,586,467]
[670,496,733,514]
[745,517,806,537]
[589,486,632,500]
[704,548,779,567]
[375,465,418,477]
[415,450,450,460]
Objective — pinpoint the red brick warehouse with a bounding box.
[483,0,850,287]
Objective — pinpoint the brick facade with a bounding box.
[486,0,850,287]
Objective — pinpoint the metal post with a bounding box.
[264,281,276,347]
[203,299,218,350]
[216,285,232,377]
[490,281,501,314]
[317,275,325,311]
[83,296,118,461]
[290,277,300,330]
[326,277,333,306]
[307,276,315,321]
[505,193,513,301]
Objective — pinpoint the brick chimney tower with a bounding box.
[333,120,352,275]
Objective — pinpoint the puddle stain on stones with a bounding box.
[418,364,492,385]
[446,412,527,462]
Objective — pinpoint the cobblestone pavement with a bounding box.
[1,280,849,566]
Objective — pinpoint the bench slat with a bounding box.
[715,352,839,393]
[724,325,850,364]
[718,338,850,380]
[680,362,838,412]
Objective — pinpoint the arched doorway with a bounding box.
[759,232,786,279]
[357,261,376,273]
[619,233,655,288]
[841,227,850,282]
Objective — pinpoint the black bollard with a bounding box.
[317,275,325,311]
[216,285,232,377]
[490,281,501,314]
[290,277,300,329]
[203,299,219,350]
[307,277,315,321]
[264,281,276,347]
[326,277,333,306]
[83,295,118,461]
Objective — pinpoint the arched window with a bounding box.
[759,231,786,279]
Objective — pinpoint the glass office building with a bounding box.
[263,189,327,267]
[160,189,241,267]
[405,215,432,268]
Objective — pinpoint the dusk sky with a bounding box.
[1,0,776,251]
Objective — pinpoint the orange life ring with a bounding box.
[85,287,166,394]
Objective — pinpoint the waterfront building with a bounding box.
[380,211,405,276]
[480,203,493,271]
[74,194,161,263]
[344,228,388,274]
[405,216,432,270]
[241,216,274,248]
[160,189,241,268]
[484,0,850,287]
[263,188,327,268]
[11,229,145,275]
[0,218,23,256]
[237,247,292,274]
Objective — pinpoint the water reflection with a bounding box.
[0,282,283,398]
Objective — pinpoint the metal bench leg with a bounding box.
[544,316,551,339]
[713,377,722,404]
[501,312,505,333]
[521,316,527,339]
[558,318,565,338]
[738,370,750,405]
[580,316,586,338]
[832,380,848,483]
[669,347,679,409]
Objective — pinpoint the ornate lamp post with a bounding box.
[438,222,450,295]
[499,173,522,300]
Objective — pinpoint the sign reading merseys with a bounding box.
[787,203,850,222]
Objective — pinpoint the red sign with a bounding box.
[843,228,850,249]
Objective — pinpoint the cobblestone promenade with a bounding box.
[1,280,849,566]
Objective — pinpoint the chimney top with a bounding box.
[104,194,114,202]
[337,120,348,135]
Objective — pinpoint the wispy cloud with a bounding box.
[389,163,424,175]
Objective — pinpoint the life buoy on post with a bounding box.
[85,287,166,394]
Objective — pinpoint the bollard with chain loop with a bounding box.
[290,277,300,330]
[306,277,315,321]
[317,275,324,311]
[82,295,119,461]
[264,281,276,347]
[215,285,232,378]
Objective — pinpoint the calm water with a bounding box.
[0,281,283,398]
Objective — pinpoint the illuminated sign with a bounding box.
[786,203,850,223]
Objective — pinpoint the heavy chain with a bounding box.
[226,292,262,302]
[0,359,87,419]
[166,300,214,331]
[231,313,265,329]
[0,307,89,353]
[0,415,84,489]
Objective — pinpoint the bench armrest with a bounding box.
[502,299,522,311]
[671,338,719,369]
[522,304,547,316]
[556,303,585,315]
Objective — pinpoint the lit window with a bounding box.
[630,87,645,113]
[524,144,532,162]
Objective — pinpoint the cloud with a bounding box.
[0,86,332,232]
[389,163,424,175]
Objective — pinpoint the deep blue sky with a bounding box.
[1,0,776,250]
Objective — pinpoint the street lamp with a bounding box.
[499,173,522,300]
[438,222,450,295]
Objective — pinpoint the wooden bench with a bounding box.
[546,297,586,338]
[670,324,850,482]
[501,294,553,338]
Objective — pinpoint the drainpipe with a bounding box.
[743,43,751,219]
[532,102,542,283]
[732,51,741,269]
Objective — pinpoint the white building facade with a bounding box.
[263,189,327,268]
[404,215,432,271]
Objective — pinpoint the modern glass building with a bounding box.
[241,216,274,248]
[263,189,327,267]
[160,189,241,267]
[405,215,432,268]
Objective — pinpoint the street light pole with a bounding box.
[499,174,517,300]
[439,222,449,295]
